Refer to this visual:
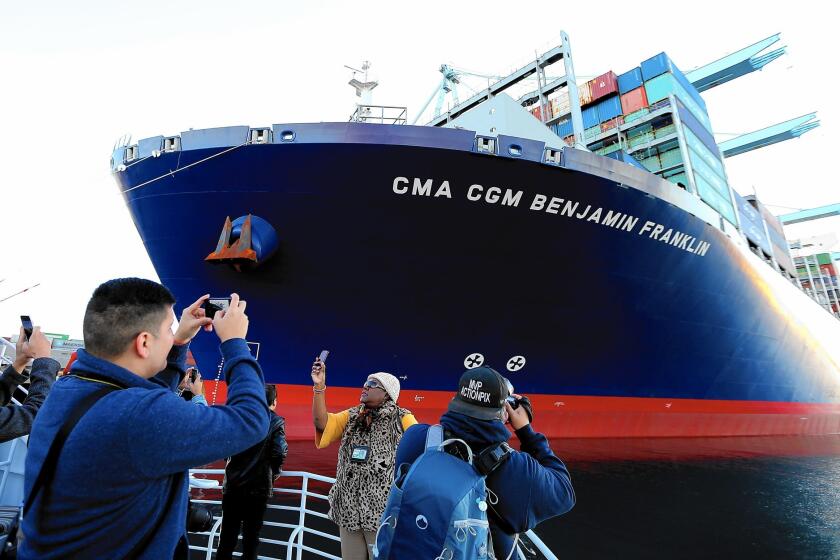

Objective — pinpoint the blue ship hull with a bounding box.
[113,123,840,438]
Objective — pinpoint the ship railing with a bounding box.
[349,104,407,125]
[187,468,558,560]
[188,468,341,560]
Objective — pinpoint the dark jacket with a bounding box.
[20,339,269,560]
[395,411,575,558]
[0,358,59,443]
[223,412,288,497]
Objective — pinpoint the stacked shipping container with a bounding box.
[538,51,738,228]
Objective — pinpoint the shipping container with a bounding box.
[590,71,618,102]
[640,52,675,81]
[595,142,622,156]
[553,118,573,138]
[563,135,575,147]
[582,105,600,128]
[600,116,624,132]
[658,148,683,169]
[578,81,593,106]
[644,73,713,132]
[654,122,676,139]
[620,87,648,115]
[638,153,661,172]
[664,170,689,189]
[623,107,650,124]
[640,52,707,111]
[618,67,643,94]
[585,125,601,140]
[530,106,542,120]
[596,96,622,122]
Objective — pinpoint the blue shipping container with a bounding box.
[641,52,707,111]
[596,96,622,122]
[583,105,600,129]
[553,118,573,138]
[618,67,643,94]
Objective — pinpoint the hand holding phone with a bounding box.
[311,351,328,388]
[16,325,53,361]
[21,316,33,341]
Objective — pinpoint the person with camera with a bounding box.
[216,384,288,560]
[0,326,59,443]
[20,279,269,560]
[394,366,576,559]
[311,359,417,559]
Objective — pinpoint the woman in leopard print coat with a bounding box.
[312,360,417,560]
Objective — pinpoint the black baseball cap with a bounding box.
[447,366,511,421]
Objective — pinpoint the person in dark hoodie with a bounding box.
[216,383,288,560]
[20,279,269,560]
[0,326,58,443]
[394,366,575,559]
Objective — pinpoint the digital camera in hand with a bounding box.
[201,298,231,319]
[507,395,534,423]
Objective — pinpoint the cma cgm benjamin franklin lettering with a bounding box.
[111,33,840,441]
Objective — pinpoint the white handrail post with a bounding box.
[205,517,224,560]
[296,474,309,560]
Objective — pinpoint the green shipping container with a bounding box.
[644,73,713,132]
[664,171,688,188]
[695,173,737,225]
[659,148,683,169]
[624,108,650,123]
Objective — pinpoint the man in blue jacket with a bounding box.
[21,278,269,559]
[395,366,575,559]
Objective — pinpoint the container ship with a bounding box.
[111,32,840,440]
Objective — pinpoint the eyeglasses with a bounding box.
[363,379,383,390]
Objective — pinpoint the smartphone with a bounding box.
[202,297,231,318]
[318,350,330,363]
[187,368,199,382]
[21,316,33,341]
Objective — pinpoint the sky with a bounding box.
[1,0,837,339]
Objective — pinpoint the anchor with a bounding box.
[205,215,259,272]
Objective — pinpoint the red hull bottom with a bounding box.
[204,382,840,441]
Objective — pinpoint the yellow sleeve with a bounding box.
[315,409,350,449]
[401,414,418,432]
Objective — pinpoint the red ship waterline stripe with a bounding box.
[204,382,840,440]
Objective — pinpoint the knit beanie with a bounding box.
[367,372,400,403]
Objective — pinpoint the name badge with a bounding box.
[350,445,370,463]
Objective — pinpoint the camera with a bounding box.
[201,297,231,319]
[505,395,534,423]
[186,501,213,533]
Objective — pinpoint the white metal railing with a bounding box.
[349,105,407,125]
[187,469,558,560]
[187,469,341,560]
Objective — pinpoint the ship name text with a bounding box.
[392,176,712,257]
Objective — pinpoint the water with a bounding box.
[540,455,840,559]
[195,435,840,559]
[533,436,840,560]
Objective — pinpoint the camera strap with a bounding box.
[23,379,184,558]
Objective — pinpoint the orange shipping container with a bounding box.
[620,87,649,115]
